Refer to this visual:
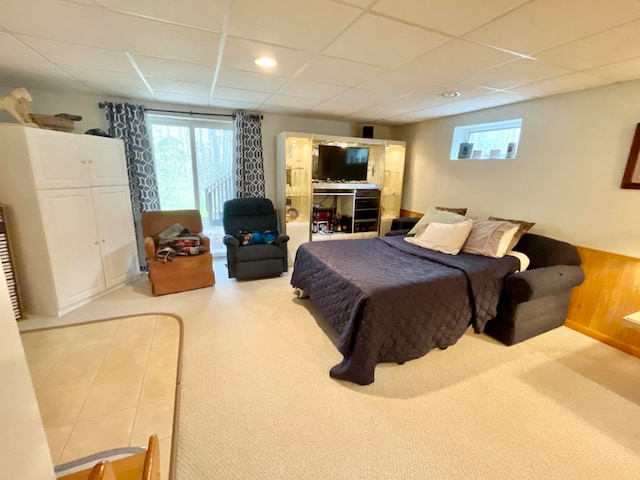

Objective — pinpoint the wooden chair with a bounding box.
[59,434,161,480]
[141,210,215,295]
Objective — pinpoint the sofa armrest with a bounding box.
[223,234,240,247]
[144,237,156,261]
[385,229,411,236]
[504,265,585,303]
[198,232,211,251]
[274,234,290,246]
[390,217,420,231]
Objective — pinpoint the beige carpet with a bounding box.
[19,259,640,480]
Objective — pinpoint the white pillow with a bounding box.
[407,206,467,236]
[461,220,519,258]
[405,219,473,255]
[505,250,530,272]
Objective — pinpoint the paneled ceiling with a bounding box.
[1,0,640,125]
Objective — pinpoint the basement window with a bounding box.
[450,118,522,160]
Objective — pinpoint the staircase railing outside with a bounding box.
[205,171,233,225]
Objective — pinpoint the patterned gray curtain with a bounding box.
[234,112,265,198]
[103,102,159,270]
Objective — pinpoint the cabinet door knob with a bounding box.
[101,239,106,243]
[94,241,99,245]
[81,160,87,164]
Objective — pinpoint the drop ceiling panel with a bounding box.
[373,91,447,112]
[0,68,90,94]
[17,35,133,74]
[305,101,363,116]
[228,0,361,52]
[372,0,530,36]
[341,0,377,8]
[109,13,221,65]
[277,80,349,100]
[358,71,444,94]
[153,91,212,106]
[345,106,408,122]
[59,64,150,90]
[145,78,210,97]
[221,37,313,76]
[464,0,640,56]
[322,13,451,68]
[208,98,261,110]
[418,91,532,118]
[95,0,228,32]
[536,19,640,71]
[131,55,215,84]
[587,57,640,82]
[463,59,571,90]
[211,87,272,104]
[508,72,615,97]
[295,56,385,87]
[264,94,321,109]
[398,39,520,81]
[216,69,288,93]
[331,87,399,106]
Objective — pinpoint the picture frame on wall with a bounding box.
[621,123,640,189]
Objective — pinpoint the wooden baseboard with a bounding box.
[565,319,640,360]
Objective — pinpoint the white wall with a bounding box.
[0,86,392,203]
[0,271,55,479]
[395,79,640,258]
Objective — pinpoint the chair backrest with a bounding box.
[142,210,204,238]
[223,198,277,234]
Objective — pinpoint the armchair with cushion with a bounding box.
[222,198,289,280]
[141,210,214,295]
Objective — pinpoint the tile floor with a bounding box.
[20,314,180,479]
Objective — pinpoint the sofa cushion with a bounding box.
[488,216,535,250]
[235,243,285,262]
[461,220,519,258]
[408,206,467,236]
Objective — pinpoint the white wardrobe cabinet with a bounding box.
[0,125,139,317]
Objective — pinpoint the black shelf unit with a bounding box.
[353,189,380,233]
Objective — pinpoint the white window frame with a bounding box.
[450,118,522,160]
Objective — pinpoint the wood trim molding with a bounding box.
[566,246,640,360]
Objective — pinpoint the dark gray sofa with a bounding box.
[386,219,585,345]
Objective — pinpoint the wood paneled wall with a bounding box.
[566,246,640,359]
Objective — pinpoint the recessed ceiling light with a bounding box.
[440,91,461,98]
[255,57,277,68]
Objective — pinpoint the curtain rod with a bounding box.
[98,102,262,119]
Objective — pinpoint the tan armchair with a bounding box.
[141,210,214,296]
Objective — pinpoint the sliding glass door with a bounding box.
[147,115,233,256]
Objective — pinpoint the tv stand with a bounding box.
[311,185,380,239]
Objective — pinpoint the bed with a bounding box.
[290,235,521,385]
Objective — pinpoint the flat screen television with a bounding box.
[315,145,369,182]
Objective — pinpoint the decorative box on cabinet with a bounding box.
[0,125,139,317]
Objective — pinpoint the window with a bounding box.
[450,118,522,160]
[147,114,234,256]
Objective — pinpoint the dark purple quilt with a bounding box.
[290,236,520,385]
